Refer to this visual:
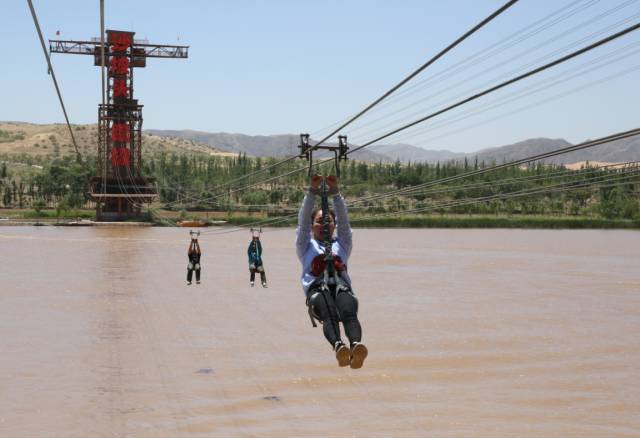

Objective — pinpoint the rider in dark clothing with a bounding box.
[187,239,201,285]
[248,237,267,288]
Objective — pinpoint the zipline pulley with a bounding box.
[298,133,349,178]
[298,133,311,159]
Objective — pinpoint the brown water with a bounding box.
[1,227,639,437]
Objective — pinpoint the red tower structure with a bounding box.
[49,30,188,220]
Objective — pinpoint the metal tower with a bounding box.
[49,30,188,220]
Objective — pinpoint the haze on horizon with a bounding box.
[2,0,639,153]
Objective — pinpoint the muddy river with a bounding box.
[1,227,639,437]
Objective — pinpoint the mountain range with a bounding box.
[146,129,640,165]
[1,122,636,166]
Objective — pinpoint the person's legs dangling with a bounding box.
[336,291,367,369]
[308,290,341,346]
[309,289,349,366]
[187,268,193,284]
[336,291,361,345]
[258,265,267,287]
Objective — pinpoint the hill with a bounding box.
[470,137,640,165]
[369,143,464,162]
[145,129,392,162]
[0,121,231,158]
[145,128,639,165]
[3,122,638,166]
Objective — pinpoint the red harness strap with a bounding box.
[310,254,346,277]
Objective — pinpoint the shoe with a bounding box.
[262,282,268,288]
[187,281,192,285]
[250,281,254,287]
[349,342,368,369]
[196,281,200,284]
[334,341,350,367]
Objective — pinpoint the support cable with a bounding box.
[346,21,640,158]
[307,0,520,151]
[156,51,634,212]
[188,21,640,210]
[199,166,640,237]
[350,128,640,204]
[348,0,632,122]
[352,160,640,204]
[174,22,640,210]
[348,11,640,140]
[199,131,640,236]
[199,160,640,229]
[308,0,597,138]
[26,0,82,162]
[378,51,640,147]
[353,168,640,221]
[200,0,520,196]
[406,62,640,148]
[100,0,107,196]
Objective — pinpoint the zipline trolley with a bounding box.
[298,133,349,178]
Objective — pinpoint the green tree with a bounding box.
[56,197,70,221]
[33,198,46,217]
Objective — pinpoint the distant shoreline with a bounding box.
[2,213,637,230]
[221,214,640,230]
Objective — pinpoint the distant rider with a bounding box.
[187,238,201,285]
[248,235,267,288]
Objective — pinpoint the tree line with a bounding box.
[1,151,638,220]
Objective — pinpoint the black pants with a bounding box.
[307,285,361,347]
[249,264,266,283]
[187,264,201,282]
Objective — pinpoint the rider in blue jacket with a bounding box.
[248,236,267,288]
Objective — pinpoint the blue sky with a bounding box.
[2,0,639,152]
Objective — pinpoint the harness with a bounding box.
[307,179,352,328]
[307,265,352,327]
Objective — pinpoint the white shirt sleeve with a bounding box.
[295,192,316,261]
[333,194,352,258]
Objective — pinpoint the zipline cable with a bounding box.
[168,123,640,215]
[199,166,640,236]
[187,21,640,210]
[396,62,640,148]
[199,135,640,236]
[27,0,82,161]
[352,160,640,204]
[352,168,640,221]
[309,0,598,138]
[346,21,640,157]
[348,12,640,140]
[349,128,640,204]
[306,0,520,150]
[353,0,634,120]
[197,0,521,196]
[200,160,640,218]
[376,48,640,147]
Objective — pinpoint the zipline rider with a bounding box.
[248,231,267,288]
[295,174,368,369]
[187,232,202,285]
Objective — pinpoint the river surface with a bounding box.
[1,227,639,437]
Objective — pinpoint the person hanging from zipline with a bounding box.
[296,174,367,369]
[248,230,267,288]
[187,232,202,285]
